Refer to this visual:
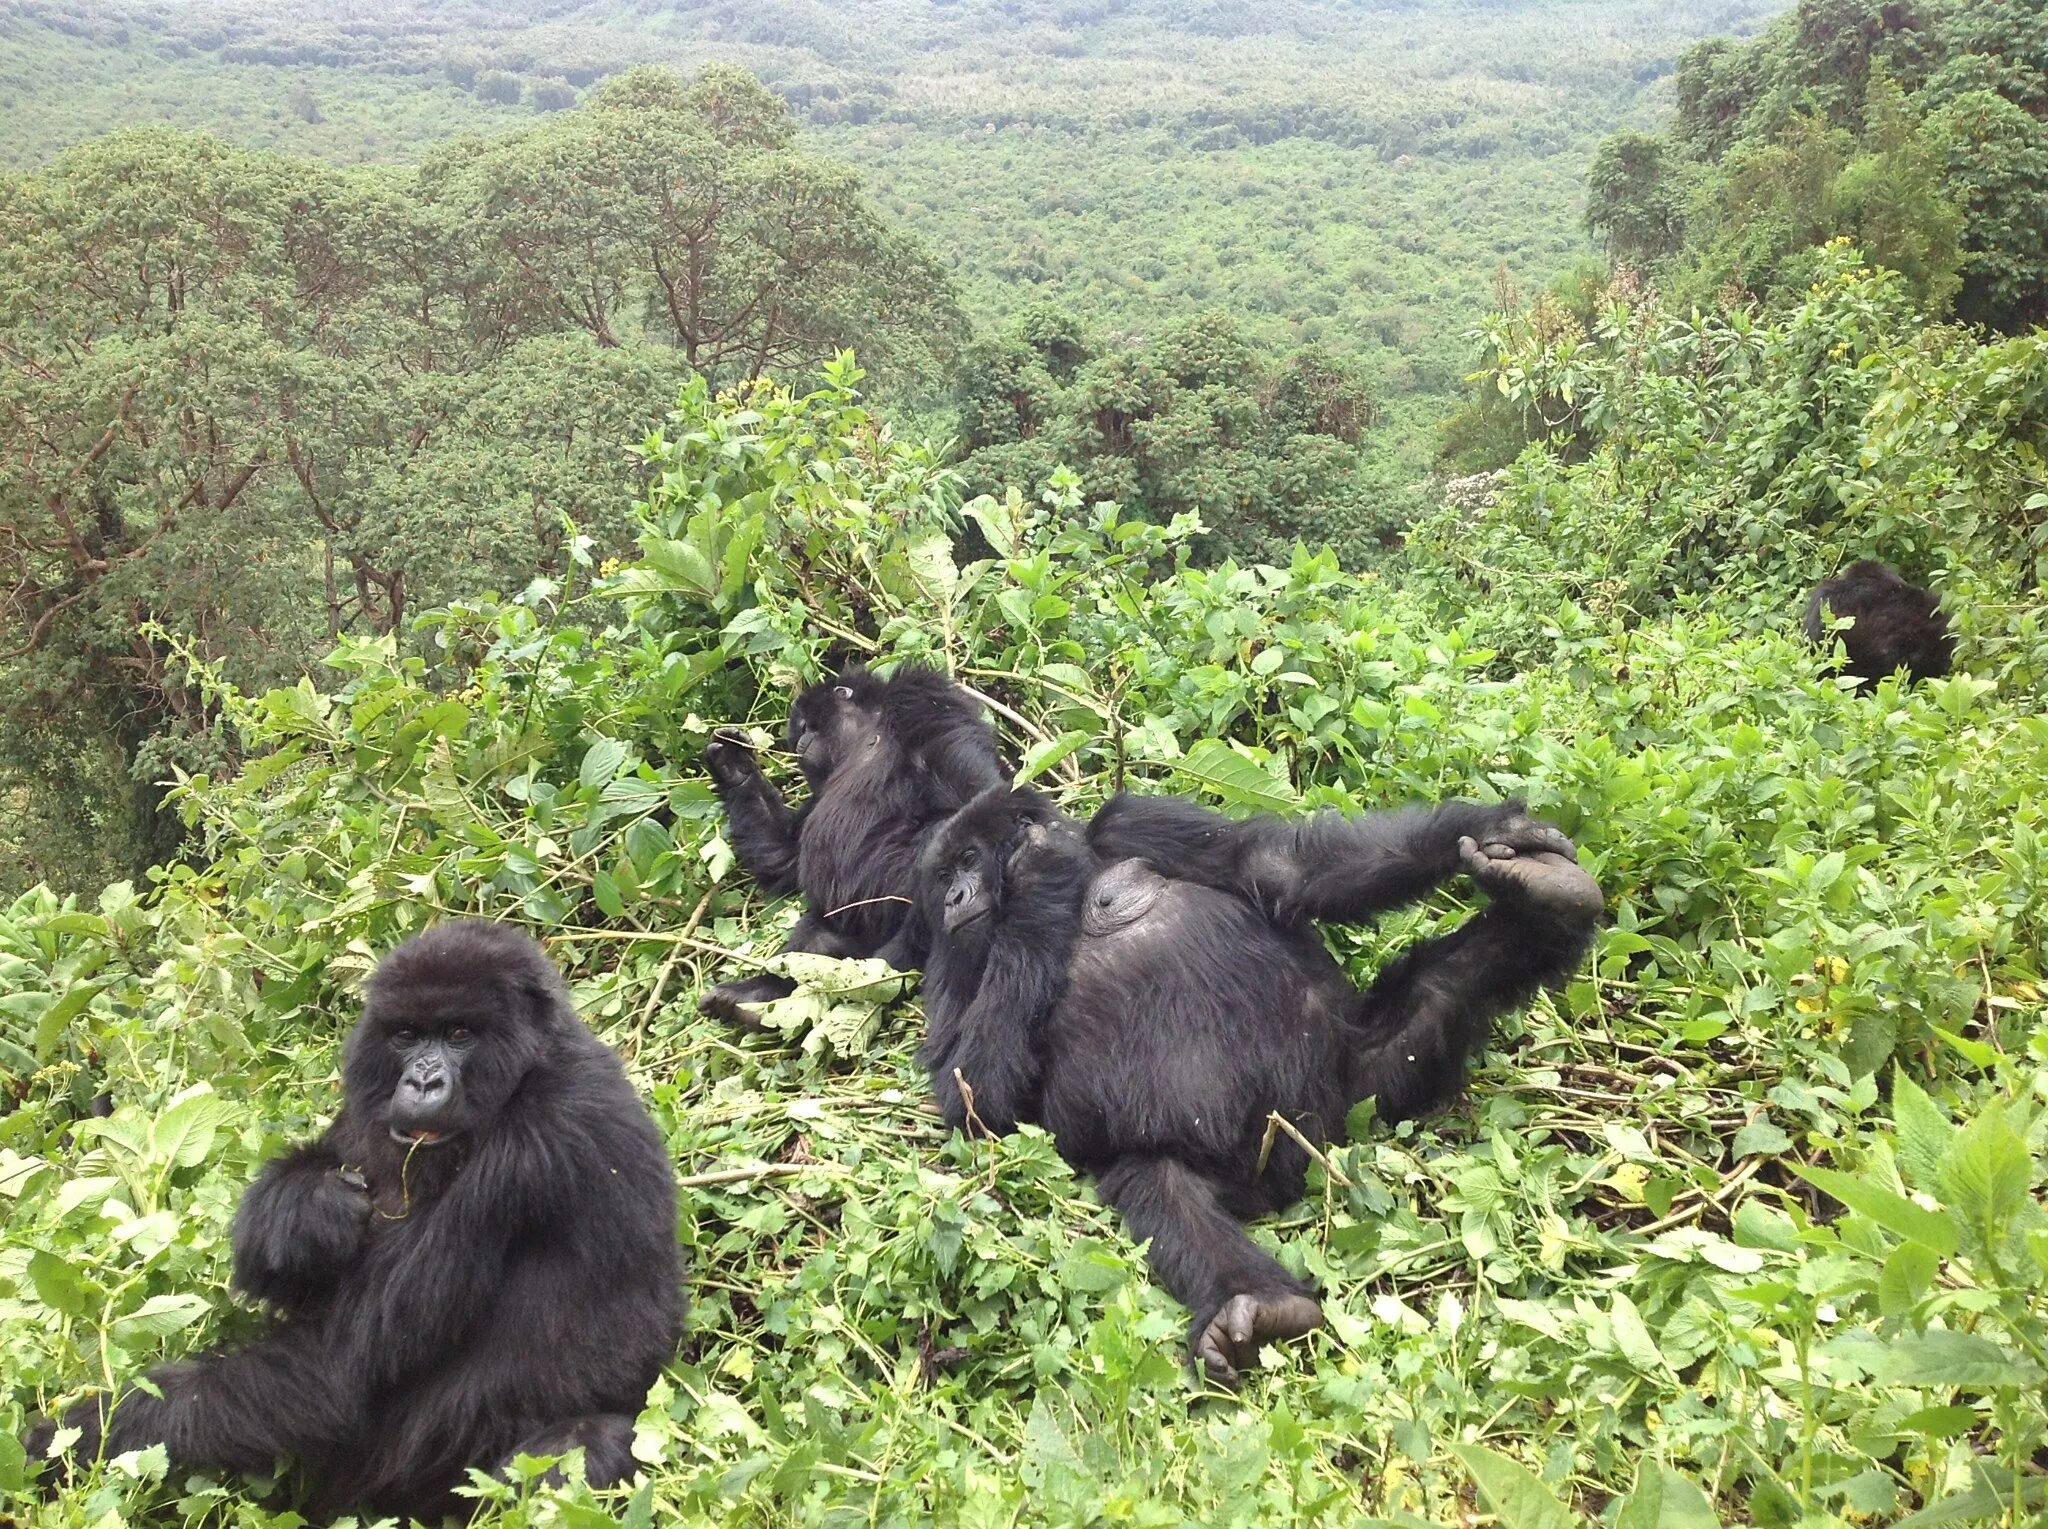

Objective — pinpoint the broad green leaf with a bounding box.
[1616,1458,1722,1529]
[1014,730,1090,787]
[1789,1163,1957,1255]
[1936,1103,2030,1241]
[1891,1071,1955,1194]
[1872,1329,2044,1390]
[150,1086,228,1170]
[1451,1445,1576,1529]
[34,981,103,1061]
[1878,1241,1939,1316]
[1173,739,1299,813]
[579,736,629,789]
[1608,1292,1668,1375]
[111,1293,212,1347]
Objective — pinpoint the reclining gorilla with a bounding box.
[26,922,683,1521]
[701,663,1006,1025]
[916,788,1603,1386]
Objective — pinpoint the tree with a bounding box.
[1585,132,1689,266]
[0,65,961,891]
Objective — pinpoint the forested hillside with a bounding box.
[4,1,2048,1525]
[0,0,1788,459]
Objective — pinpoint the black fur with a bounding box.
[24,922,683,1521]
[700,663,1006,1023]
[1803,560,1953,689]
[915,787,1603,1386]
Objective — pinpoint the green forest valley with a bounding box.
[1,1,2046,1525]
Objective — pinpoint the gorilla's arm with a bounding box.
[231,1121,371,1311]
[1346,841,1603,1123]
[703,732,803,894]
[921,825,1092,1135]
[1088,792,1571,926]
[915,724,1010,811]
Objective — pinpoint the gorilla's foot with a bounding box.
[1192,1290,1323,1389]
[698,975,796,1030]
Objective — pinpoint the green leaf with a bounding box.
[33,981,104,1061]
[111,1293,212,1347]
[1450,1444,1576,1529]
[27,1250,90,1317]
[1936,1103,2030,1241]
[1872,1329,2044,1390]
[1014,730,1090,787]
[1877,1241,1939,1316]
[1731,1118,1791,1157]
[1608,1292,1669,1375]
[1616,1458,1722,1529]
[1789,1163,1957,1255]
[591,870,625,919]
[1891,1071,1955,1194]
[579,736,628,790]
[1172,739,1299,814]
[150,1086,228,1170]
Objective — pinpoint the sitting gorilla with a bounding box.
[915,788,1602,1386]
[1804,560,1953,689]
[700,663,1006,1025]
[26,922,683,1521]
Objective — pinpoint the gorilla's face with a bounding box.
[346,945,549,1148]
[920,787,1069,934]
[786,669,883,786]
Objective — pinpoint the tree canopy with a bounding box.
[0,67,960,890]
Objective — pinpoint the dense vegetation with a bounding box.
[0,0,1791,466]
[4,0,2048,1524]
[1582,0,2048,330]
[0,67,957,894]
[3,239,2047,1522]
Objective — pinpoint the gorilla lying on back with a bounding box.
[26,923,682,1521]
[916,787,1603,1386]
[1804,560,1953,689]
[700,663,1006,1025]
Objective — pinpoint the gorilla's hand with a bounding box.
[1458,838,1604,921]
[1191,1289,1324,1390]
[703,728,765,789]
[306,1166,374,1263]
[1472,805,1578,863]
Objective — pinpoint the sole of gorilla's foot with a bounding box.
[1193,1290,1324,1388]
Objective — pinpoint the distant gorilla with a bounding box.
[916,788,1602,1386]
[700,663,1006,1024]
[1804,560,1953,689]
[26,923,682,1521]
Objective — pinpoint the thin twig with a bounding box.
[675,1162,855,1189]
[1253,1110,1353,1188]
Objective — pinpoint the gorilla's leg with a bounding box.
[699,911,862,1027]
[1347,842,1602,1123]
[27,1341,352,1491]
[502,1413,641,1489]
[1097,1156,1322,1390]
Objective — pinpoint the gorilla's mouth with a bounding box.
[390,1127,454,1147]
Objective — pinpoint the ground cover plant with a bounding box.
[2,252,2046,1522]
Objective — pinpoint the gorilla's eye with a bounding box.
[449,1026,473,1045]
[390,1028,419,1050]
[833,685,855,701]
[958,847,980,870]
